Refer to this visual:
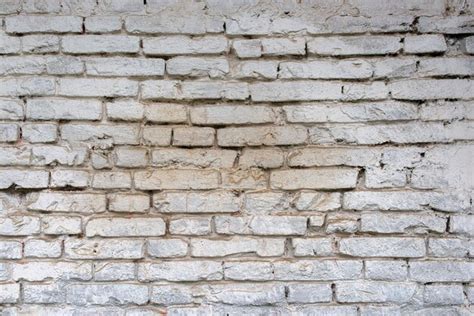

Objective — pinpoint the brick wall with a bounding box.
[0,0,473,314]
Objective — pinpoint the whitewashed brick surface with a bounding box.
[0,1,473,314]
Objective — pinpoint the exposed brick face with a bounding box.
[0,0,473,314]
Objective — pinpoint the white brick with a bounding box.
[169,217,211,235]
[22,123,57,143]
[215,216,307,235]
[251,81,387,102]
[94,262,135,281]
[271,168,358,190]
[67,284,148,306]
[86,217,165,237]
[308,36,402,56]
[404,35,447,54]
[0,170,48,189]
[153,191,239,213]
[136,169,219,190]
[390,79,474,100]
[373,58,417,78]
[418,16,474,34]
[125,15,221,34]
[450,215,474,236]
[50,170,89,188]
[240,148,284,169]
[293,238,333,256]
[223,262,274,281]
[336,281,417,303]
[85,16,122,33]
[86,57,165,77]
[232,60,278,79]
[6,16,82,33]
[288,147,380,167]
[0,34,21,54]
[42,216,82,235]
[339,237,425,258]
[0,99,23,120]
[65,239,144,259]
[287,284,332,303]
[148,239,188,257]
[145,103,187,123]
[221,168,267,190]
[0,123,19,142]
[0,147,30,166]
[27,192,106,213]
[62,35,140,54]
[0,77,55,97]
[173,127,215,147]
[218,126,307,147]
[428,238,473,257]
[418,58,474,76]
[191,237,285,257]
[143,35,228,55]
[142,126,172,146]
[23,0,61,13]
[366,260,408,281]
[61,123,140,145]
[293,192,341,212]
[361,212,446,234]
[167,57,229,78]
[0,241,22,259]
[280,60,373,79]
[24,239,61,258]
[114,146,148,168]
[23,283,64,304]
[108,193,150,213]
[92,171,132,189]
[152,148,236,168]
[58,78,138,97]
[410,261,474,282]
[0,284,20,304]
[107,100,144,121]
[141,80,249,100]
[261,38,305,55]
[11,261,92,281]
[27,98,102,121]
[273,260,362,281]
[138,261,222,281]
[463,36,474,54]
[424,285,464,305]
[31,145,88,166]
[191,105,274,125]
[232,39,261,58]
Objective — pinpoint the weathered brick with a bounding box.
[92,171,132,189]
[24,239,61,258]
[86,217,165,237]
[51,167,88,189]
[428,238,473,258]
[0,284,20,304]
[170,217,212,235]
[280,60,373,79]
[418,16,474,34]
[27,192,106,213]
[390,79,474,100]
[114,146,148,168]
[215,216,307,235]
[153,191,239,213]
[85,16,122,33]
[0,99,23,120]
[138,261,223,281]
[240,148,284,169]
[125,15,221,34]
[86,57,165,76]
[62,35,140,54]
[143,35,228,55]
[424,284,464,305]
[191,105,274,126]
[293,238,333,256]
[145,103,187,123]
[361,212,446,234]
[450,215,474,236]
[67,284,148,305]
[108,193,150,213]
[191,237,285,257]
[287,284,333,303]
[293,192,341,212]
[22,123,57,143]
[136,170,219,190]
[61,123,140,145]
[148,239,188,258]
[404,35,447,54]
[410,261,474,282]
[65,239,144,259]
[42,216,82,235]
[141,80,249,100]
[365,260,408,281]
[218,126,307,147]
[284,101,417,123]
[339,237,425,258]
[0,170,48,189]
[0,123,19,142]
[142,126,172,146]
[167,57,228,78]
[232,39,261,58]
[223,262,274,281]
[58,78,138,97]
[273,260,363,280]
[251,81,387,102]
[271,168,358,190]
[207,284,285,305]
[0,240,22,259]
[11,261,92,281]
[6,16,82,33]
[232,60,278,79]
[336,281,417,303]
[418,58,474,77]
[23,283,65,304]
[22,35,60,53]
[31,145,88,166]
[152,148,236,168]
[0,77,55,97]
[173,127,215,147]
[94,262,135,281]
[221,168,267,190]
[261,38,306,55]
[308,36,402,56]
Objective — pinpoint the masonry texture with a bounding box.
[0,0,473,315]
